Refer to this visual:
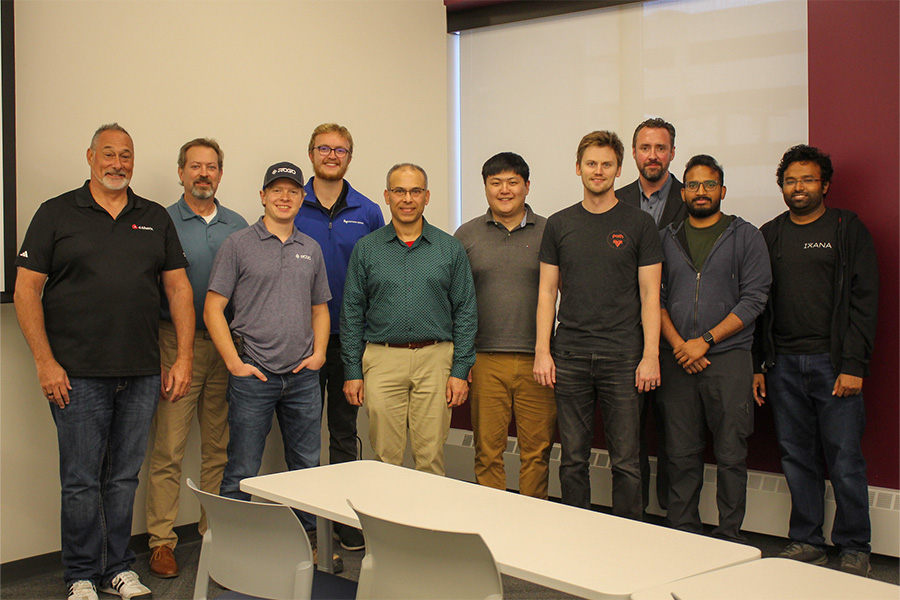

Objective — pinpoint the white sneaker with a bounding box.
[99,571,152,599]
[68,580,98,600]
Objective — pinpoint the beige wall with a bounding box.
[1,0,448,563]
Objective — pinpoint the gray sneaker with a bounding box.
[68,580,98,600]
[99,570,152,599]
[777,541,828,565]
[839,551,872,577]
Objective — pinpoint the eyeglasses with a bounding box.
[315,145,351,158]
[389,187,426,199]
[685,180,720,191]
[783,177,821,188]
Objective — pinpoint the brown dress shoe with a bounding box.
[149,545,180,578]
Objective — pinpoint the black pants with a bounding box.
[639,389,669,511]
[319,335,360,464]
[659,348,753,542]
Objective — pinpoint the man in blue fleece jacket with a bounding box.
[294,123,384,551]
[657,154,771,542]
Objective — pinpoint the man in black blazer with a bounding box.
[616,117,685,516]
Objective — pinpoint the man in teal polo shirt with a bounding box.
[341,163,477,476]
[145,138,248,578]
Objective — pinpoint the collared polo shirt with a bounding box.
[207,218,331,374]
[160,195,249,329]
[640,173,674,226]
[454,205,546,353]
[340,220,477,380]
[15,181,188,376]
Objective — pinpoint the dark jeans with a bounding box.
[220,358,322,530]
[659,349,753,542]
[553,349,642,520]
[639,389,669,511]
[319,335,360,464]
[768,353,870,553]
[51,375,160,585]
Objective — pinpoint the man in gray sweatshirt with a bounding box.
[657,154,771,542]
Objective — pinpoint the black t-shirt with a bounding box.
[15,182,188,376]
[539,200,663,354]
[772,208,838,354]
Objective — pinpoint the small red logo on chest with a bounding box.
[607,231,628,249]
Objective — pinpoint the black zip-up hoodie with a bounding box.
[752,208,879,377]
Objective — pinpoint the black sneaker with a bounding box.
[777,541,828,565]
[334,523,366,551]
[839,551,872,577]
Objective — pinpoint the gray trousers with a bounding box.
[658,348,753,542]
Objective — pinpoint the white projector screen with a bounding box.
[454,0,807,229]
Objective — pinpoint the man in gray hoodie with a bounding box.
[657,154,771,542]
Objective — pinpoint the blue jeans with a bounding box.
[219,358,322,530]
[51,375,160,585]
[768,353,870,553]
[553,350,642,520]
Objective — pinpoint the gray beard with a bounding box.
[190,185,215,200]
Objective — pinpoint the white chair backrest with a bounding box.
[187,478,314,600]
[349,500,503,600]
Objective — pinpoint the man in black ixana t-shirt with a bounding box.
[753,145,879,578]
[536,131,662,520]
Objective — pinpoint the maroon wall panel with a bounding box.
[806,0,900,489]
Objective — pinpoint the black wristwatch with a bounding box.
[702,331,716,346]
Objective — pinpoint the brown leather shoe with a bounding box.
[149,544,179,578]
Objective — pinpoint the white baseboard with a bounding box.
[444,428,900,558]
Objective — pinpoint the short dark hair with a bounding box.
[632,117,676,149]
[481,152,530,183]
[577,130,624,167]
[776,144,834,189]
[683,154,724,185]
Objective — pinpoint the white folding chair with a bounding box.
[188,478,316,600]
[349,500,504,600]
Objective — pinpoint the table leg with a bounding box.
[316,516,335,573]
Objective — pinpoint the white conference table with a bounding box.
[242,460,760,600]
[630,557,899,599]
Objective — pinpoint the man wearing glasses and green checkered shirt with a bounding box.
[341,163,477,476]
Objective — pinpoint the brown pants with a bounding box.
[470,352,557,498]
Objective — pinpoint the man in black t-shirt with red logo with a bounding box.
[753,144,879,577]
[535,130,663,520]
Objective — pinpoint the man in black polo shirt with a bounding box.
[14,123,194,600]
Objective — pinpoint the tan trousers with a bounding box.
[146,322,229,548]
[363,342,453,476]
[470,352,557,498]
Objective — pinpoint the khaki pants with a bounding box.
[470,352,557,498]
[146,322,229,548]
[363,342,453,475]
